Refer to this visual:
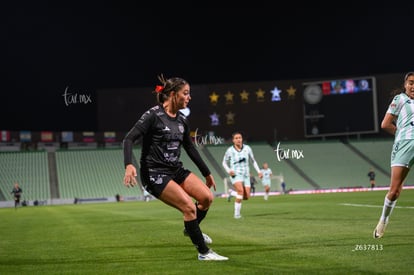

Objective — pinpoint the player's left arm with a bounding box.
[249,147,262,178]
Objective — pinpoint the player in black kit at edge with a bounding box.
[122,75,228,261]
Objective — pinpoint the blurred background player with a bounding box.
[223,132,262,218]
[260,162,273,200]
[367,167,376,190]
[11,182,23,209]
[250,173,257,197]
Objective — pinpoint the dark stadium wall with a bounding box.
[0,73,404,144]
[96,73,403,142]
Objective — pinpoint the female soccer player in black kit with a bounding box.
[11,182,22,209]
[123,75,228,261]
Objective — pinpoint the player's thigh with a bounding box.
[160,180,195,213]
[233,181,244,193]
[181,173,213,207]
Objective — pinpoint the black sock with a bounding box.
[184,219,209,254]
[196,203,208,225]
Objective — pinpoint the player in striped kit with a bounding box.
[222,132,262,219]
[260,162,273,200]
[373,72,414,238]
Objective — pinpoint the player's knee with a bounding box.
[198,196,213,210]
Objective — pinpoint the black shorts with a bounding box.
[140,166,191,198]
[14,196,21,203]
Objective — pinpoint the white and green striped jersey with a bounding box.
[260,168,273,184]
[222,144,261,177]
[387,93,414,141]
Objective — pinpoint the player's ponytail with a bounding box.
[154,74,188,104]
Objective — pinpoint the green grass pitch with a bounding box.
[1,189,413,274]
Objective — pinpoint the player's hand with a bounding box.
[205,174,216,191]
[124,164,138,188]
[229,171,235,177]
[258,172,263,179]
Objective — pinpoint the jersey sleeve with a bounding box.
[222,148,231,173]
[387,94,404,116]
[248,145,261,174]
[122,109,154,167]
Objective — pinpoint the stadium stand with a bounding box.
[249,142,313,192]
[201,144,233,193]
[347,138,414,186]
[0,151,50,201]
[347,139,392,173]
[55,148,141,199]
[204,142,324,192]
[2,138,410,206]
[269,139,394,190]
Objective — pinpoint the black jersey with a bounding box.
[11,187,22,197]
[368,171,376,180]
[123,105,210,176]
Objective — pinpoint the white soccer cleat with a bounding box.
[373,220,388,239]
[198,249,229,261]
[234,214,242,219]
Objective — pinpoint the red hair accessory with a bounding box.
[155,85,164,93]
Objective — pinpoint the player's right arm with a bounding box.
[222,149,234,176]
[122,109,153,188]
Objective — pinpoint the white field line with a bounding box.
[340,203,414,209]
